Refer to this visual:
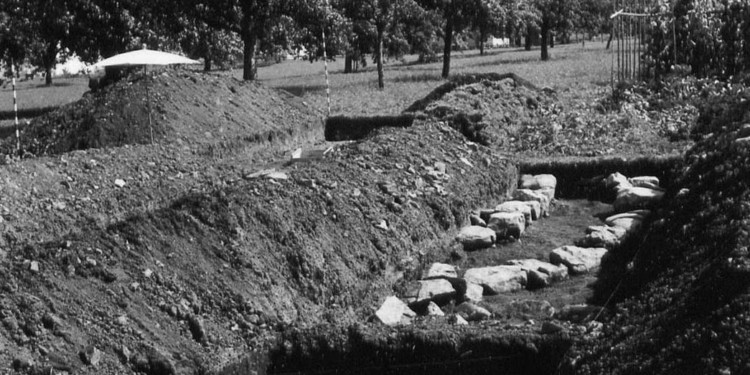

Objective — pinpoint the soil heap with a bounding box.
[0,70,521,374]
[1,70,322,156]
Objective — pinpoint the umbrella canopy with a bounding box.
[94,48,200,68]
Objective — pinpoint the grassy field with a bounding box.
[255,41,613,117]
[1,42,612,131]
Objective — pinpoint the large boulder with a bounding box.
[414,279,456,305]
[513,189,550,217]
[463,266,527,294]
[605,210,650,233]
[613,187,665,212]
[494,201,533,225]
[375,296,414,326]
[487,212,526,239]
[549,246,608,275]
[535,174,557,189]
[455,226,496,250]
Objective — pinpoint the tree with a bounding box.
[0,5,30,75]
[473,0,506,55]
[183,0,280,80]
[418,0,482,78]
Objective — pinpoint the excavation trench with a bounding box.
[218,155,681,375]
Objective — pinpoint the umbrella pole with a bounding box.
[145,65,153,144]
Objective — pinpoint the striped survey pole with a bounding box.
[322,1,331,118]
[10,60,20,153]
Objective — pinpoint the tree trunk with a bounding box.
[525,25,532,51]
[241,16,257,81]
[43,41,56,86]
[204,54,212,71]
[541,15,549,61]
[442,14,454,78]
[344,54,353,73]
[479,30,486,55]
[376,27,385,89]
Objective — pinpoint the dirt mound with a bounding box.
[409,74,555,150]
[1,70,322,156]
[0,117,518,373]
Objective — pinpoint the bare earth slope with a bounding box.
[0,72,520,374]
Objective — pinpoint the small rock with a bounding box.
[469,214,486,227]
[556,304,602,323]
[187,315,207,343]
[114,179,126,188]
[115,315,129,326]
[81,346,102,366]
[455,302,491,321]
[448,314,469,326]
[426,302,445,316]
[375,296,411,326]
[541,321,565,334]
[434,162,447,174]
[375,220,388,231]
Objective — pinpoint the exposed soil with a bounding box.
[0,68,699,375]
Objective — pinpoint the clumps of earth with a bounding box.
[1,69,322,157]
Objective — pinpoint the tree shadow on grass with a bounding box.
[276,84,327,97]
[0,106,60,121]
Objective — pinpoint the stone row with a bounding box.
[374,172,667,327]
[457,174,556,248]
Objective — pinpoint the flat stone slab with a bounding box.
[614,187,665,213]
[455,226,496,250]
[549,246,608,275]
[463,266,527,294]
[423,263,458,279]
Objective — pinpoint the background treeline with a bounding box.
[0,0,614,87]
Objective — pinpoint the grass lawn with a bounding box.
[256,41,613,117]
[1,42,613,132]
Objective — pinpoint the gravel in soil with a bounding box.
[0,69,684,374]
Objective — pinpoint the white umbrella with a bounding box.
[94,48,200,68]
[94,48,200,143]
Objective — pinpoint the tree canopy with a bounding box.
[0,0,617,83]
